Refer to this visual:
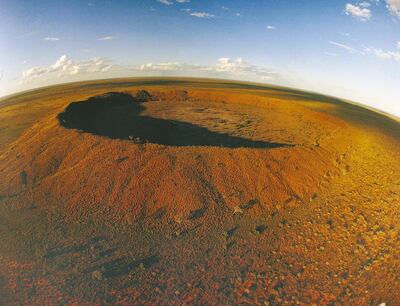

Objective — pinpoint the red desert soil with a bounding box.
[0,78,399,304]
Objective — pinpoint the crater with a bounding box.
[57,91,292,148]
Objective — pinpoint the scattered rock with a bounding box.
[176,90,189,101]
[174,215,183,224]
[255,225,267,234]
[91,270,103,281]
[233,206,243,215]
[128,136,142,143]
[326,219,334,229]
[136,90,154,101]
[273,280,285,291]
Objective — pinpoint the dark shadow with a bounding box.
[255,224,267,234]
[240,198,259,209]
[150,207,167,220]
[44,236,107,260]
[87,255,160,278]
[188,207,207,220]
[99,247,119,259]
[57,92,292,148]
[225,225,239,239]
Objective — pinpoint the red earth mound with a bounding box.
[1,78,399,304]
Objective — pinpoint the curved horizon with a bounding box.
[1,76,399,122]
[1,1,399,117]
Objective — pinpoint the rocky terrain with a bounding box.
[0,78,399,304]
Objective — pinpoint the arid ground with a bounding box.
[0,78,399,304]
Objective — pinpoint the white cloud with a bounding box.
[97,36,116,41]
[215,57,247,71]
[344,3,372,20]
[266,25,276,30]
[190,12,215,18]
[0,70,3,80]
[364,46,400,61]
[157,0,173,5]
[132,57,281,81]
[138,62,187,71]
[213,57,279,80]
[325,52,340,57]
[22,55,113,82]
[44,37,60,42]
[329,41,357,53]
[136,57,280,82]
[386,0,400,17]
[359,1,371,7]
[157,0,189,4]
[361,0,400,18]
[397,41,400,49]
[17,55,283,93]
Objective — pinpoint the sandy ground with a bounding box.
[0,78,399,304]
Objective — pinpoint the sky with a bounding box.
[0,0,399,116]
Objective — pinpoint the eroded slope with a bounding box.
[0,79,399,304]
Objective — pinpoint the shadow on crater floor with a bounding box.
[57,92,292,149]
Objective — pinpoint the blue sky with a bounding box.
[0,0,399,116]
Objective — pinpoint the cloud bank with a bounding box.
[386,0,400,17]
[157,0,190,4]
[345,3,372,21]
[22,55,112,83]
[189,12,215,18]
[344,1,400,20]
[136,57,279,81]
[19,55,282,88]
[44,37,60,41]
[365,46,400,61]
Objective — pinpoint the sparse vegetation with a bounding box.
[0,78,399,304]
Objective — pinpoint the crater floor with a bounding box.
[0,78,399,304]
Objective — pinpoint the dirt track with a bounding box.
[0,78,399,304]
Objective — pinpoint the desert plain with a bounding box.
[0,78,399,304]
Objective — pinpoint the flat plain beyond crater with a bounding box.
[0,78,399,304]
